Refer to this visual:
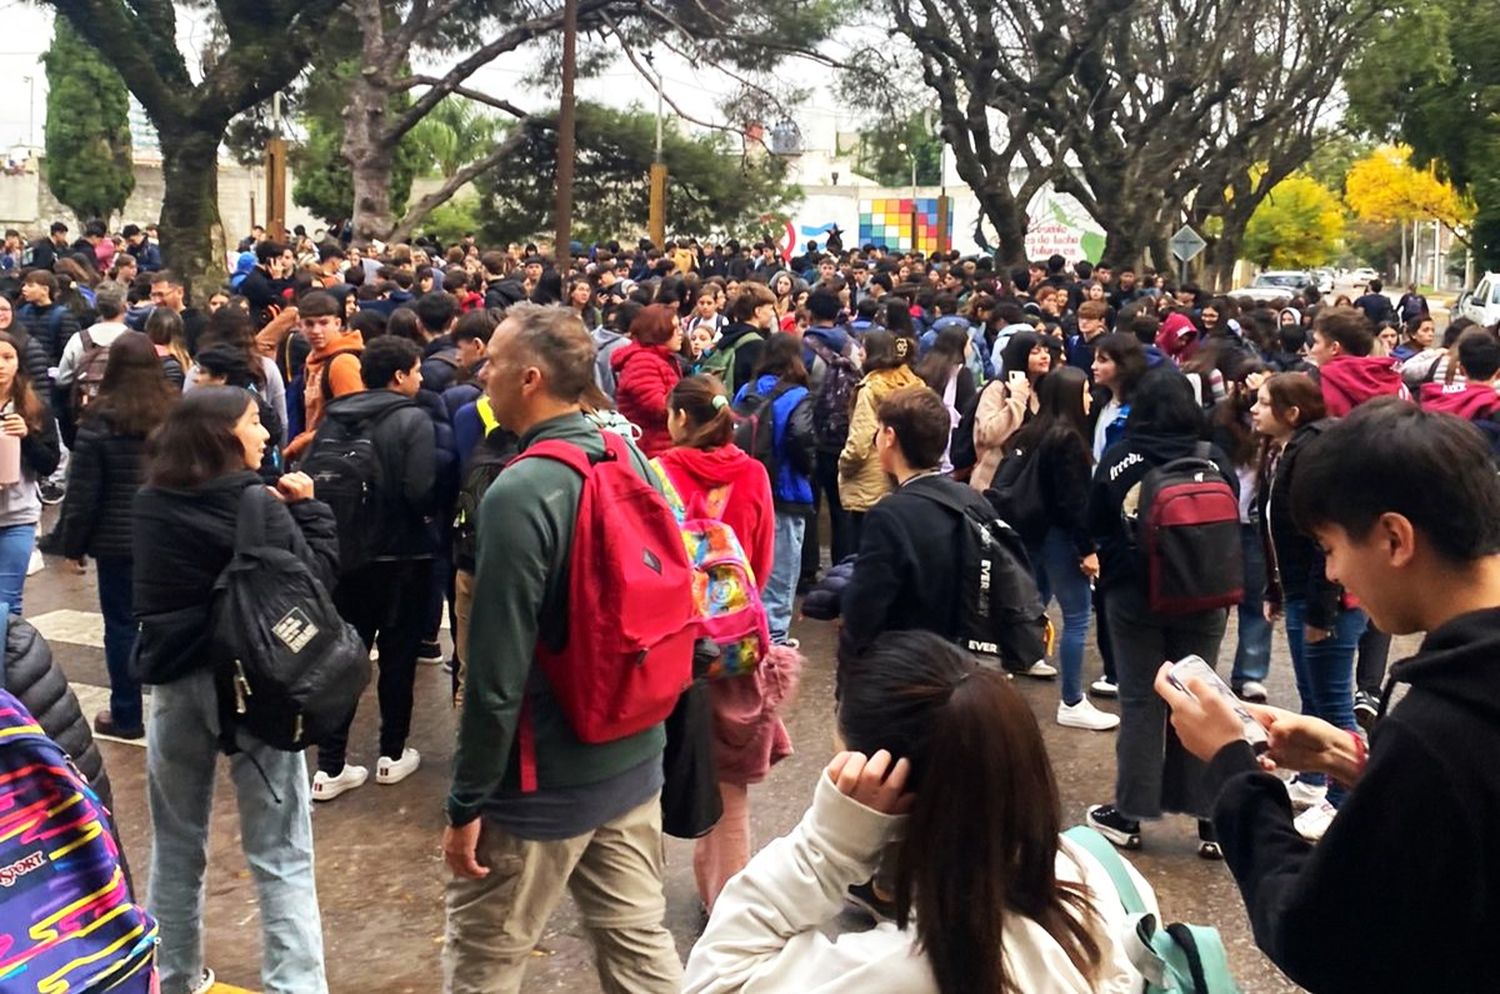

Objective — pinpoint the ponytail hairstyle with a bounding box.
[668,374,734,450]
[838,632,1104,994]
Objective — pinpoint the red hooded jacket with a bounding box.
[611,342,682,457]
[652,443,775,587]
[1156,312,1200,363]
[1317,355,1409,417]
[1420,381,1500,420]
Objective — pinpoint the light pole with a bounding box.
[22,75,33,148]
[644,52,666,248]
[897,141,918,253]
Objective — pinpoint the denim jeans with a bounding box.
[1282,598,1363,807]
[1028,528,1093,706]
[96,556,142,729]
[147,669,327,994]
[0,522,36,616]
[1232,524,1272,687]
[764,511,805,644]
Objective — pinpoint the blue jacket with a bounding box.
[736,373,815,509]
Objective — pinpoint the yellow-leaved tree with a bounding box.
[1243,174,1346,269]
[1345,144,1473,229]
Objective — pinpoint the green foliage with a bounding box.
[1304,133,1375,194]
[405,98,500,177]
[290,62,419,223]
[41,17,134,221]
[471,103,799,245]
[854,112,943,187]
[421,195,482,245]
[1344,0,1500,264]
[1242,174,1346,268]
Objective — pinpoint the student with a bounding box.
[1085,368,1237,858]
[18,269,81,365]
[1418,328,1500,439]
[913,324,977,473]
[837,330,923,544]
[1005,366,1114,729]
[309,336,437,800]
[1391,314,1435,362]
[1308,306,1407,416]
[133,387,334,994]
[653,375,793,912]
[685,630,1156,994]
[1213,363,1272,702]
[443,303,682,992]
[58,332,176,739]
[969,330,1052,491]
[0,330,57,612]
[705,282,773,396]
[285,291,366,460]
[734,334,817,647]
[1159,399,1500,993]
[1251,372,1363,841]
[611,302,684,457]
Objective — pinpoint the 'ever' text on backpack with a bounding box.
[1129,443,1242,615]
[904,477,1052,672]
[651,462,772,679]
[508,430,698,788]
[0,688,158,992]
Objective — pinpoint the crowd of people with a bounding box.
[4,216,1497,994]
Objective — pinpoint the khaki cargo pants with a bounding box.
[442,794,682,994]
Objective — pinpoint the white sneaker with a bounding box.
[26,547,42,576]
[190,968,216,994]
[311,764,368,802]
[1022,660,1058,679]
[377,747,421,785]
[1090,677,1118,698]
[1057,697,1121,731]
[1285,779,1327,812]
[1238,680,1268,703]
[1294,799,1338,841]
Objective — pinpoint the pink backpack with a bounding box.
[651,461,771,679]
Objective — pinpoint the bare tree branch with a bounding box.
[387,131,531,243]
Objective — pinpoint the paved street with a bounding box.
[25,516,1417,993]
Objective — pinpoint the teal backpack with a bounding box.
[1063,826,1240,994]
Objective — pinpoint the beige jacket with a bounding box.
[837,366,926,512]
[970,377,1040,492]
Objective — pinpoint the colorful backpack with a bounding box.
[0,688,157,991]
[651,461,771,680]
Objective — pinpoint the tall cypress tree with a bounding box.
[42,16,134,223]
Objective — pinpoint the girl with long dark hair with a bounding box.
[969,329,1053,491]
[58,332,177,739]
[133,387,336,994]
[1007,366,1115,729]
[0,331,58,613]
[1213,362,1272,702]
[914,324,977,472]
[685,630,1154,994]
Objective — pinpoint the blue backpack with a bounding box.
[1064,826,1239,993]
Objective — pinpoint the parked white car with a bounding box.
[1460,272,1500,327]
[1230,270,1317,302]
[1347,267,1380,286]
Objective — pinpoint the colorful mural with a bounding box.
[858,198,951,253]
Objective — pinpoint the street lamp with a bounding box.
[897,141,918,253]
[21,76,33,148]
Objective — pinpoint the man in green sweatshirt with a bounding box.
[441,302,681,994]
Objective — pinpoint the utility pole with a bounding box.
[553,0,578,266]
[646,52,666,249]
[22,76,33,148]
[265,92,287,243]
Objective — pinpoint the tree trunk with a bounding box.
[157,129,227,307]
[344,67,397,247]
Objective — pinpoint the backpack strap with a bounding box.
[234,482,272,554]
[1061,826,1150,916]
[902,476,979,519]
[79,327,94,351]
[1193,440,1212,460]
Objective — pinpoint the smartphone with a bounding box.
[1167,655,1269,753]
[1008,370,1026,388]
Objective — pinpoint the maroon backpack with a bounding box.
[1133,443,1243,615]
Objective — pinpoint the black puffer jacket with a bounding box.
[58,410,148,561]
[132,471,339,685]
[5,617,111,811]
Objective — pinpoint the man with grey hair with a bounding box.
[441,303,682,994]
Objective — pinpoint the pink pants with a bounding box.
[693,782,750,912]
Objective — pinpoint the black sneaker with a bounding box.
[1086,804,1141,849]
[38,481,64,506]
[36,529,62,555]
[1197,819,1224,861]
[1353,691,1379,731]
[418,639,443,664]
[844,880,896,921]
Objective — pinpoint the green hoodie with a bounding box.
[446,411,666,827]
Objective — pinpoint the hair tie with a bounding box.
[712,394,729,411]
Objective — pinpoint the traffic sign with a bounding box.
[1170,224,1207,263]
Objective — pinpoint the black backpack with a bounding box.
[906,478,1051,672]
[210,486,371,754]
[949,379,994,475]
[300,402,409,574]
[452,427,520,571]
[732,382,794,483]
[986,442,1049,544]
[806,334,859,449]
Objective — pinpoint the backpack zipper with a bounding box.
[233,659,253,714]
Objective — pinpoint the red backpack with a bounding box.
[1132,443,1243,615]
[511,430,698,770]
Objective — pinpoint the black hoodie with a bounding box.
[1206,607,1500,992]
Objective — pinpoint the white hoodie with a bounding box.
[684,774,1157,994]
